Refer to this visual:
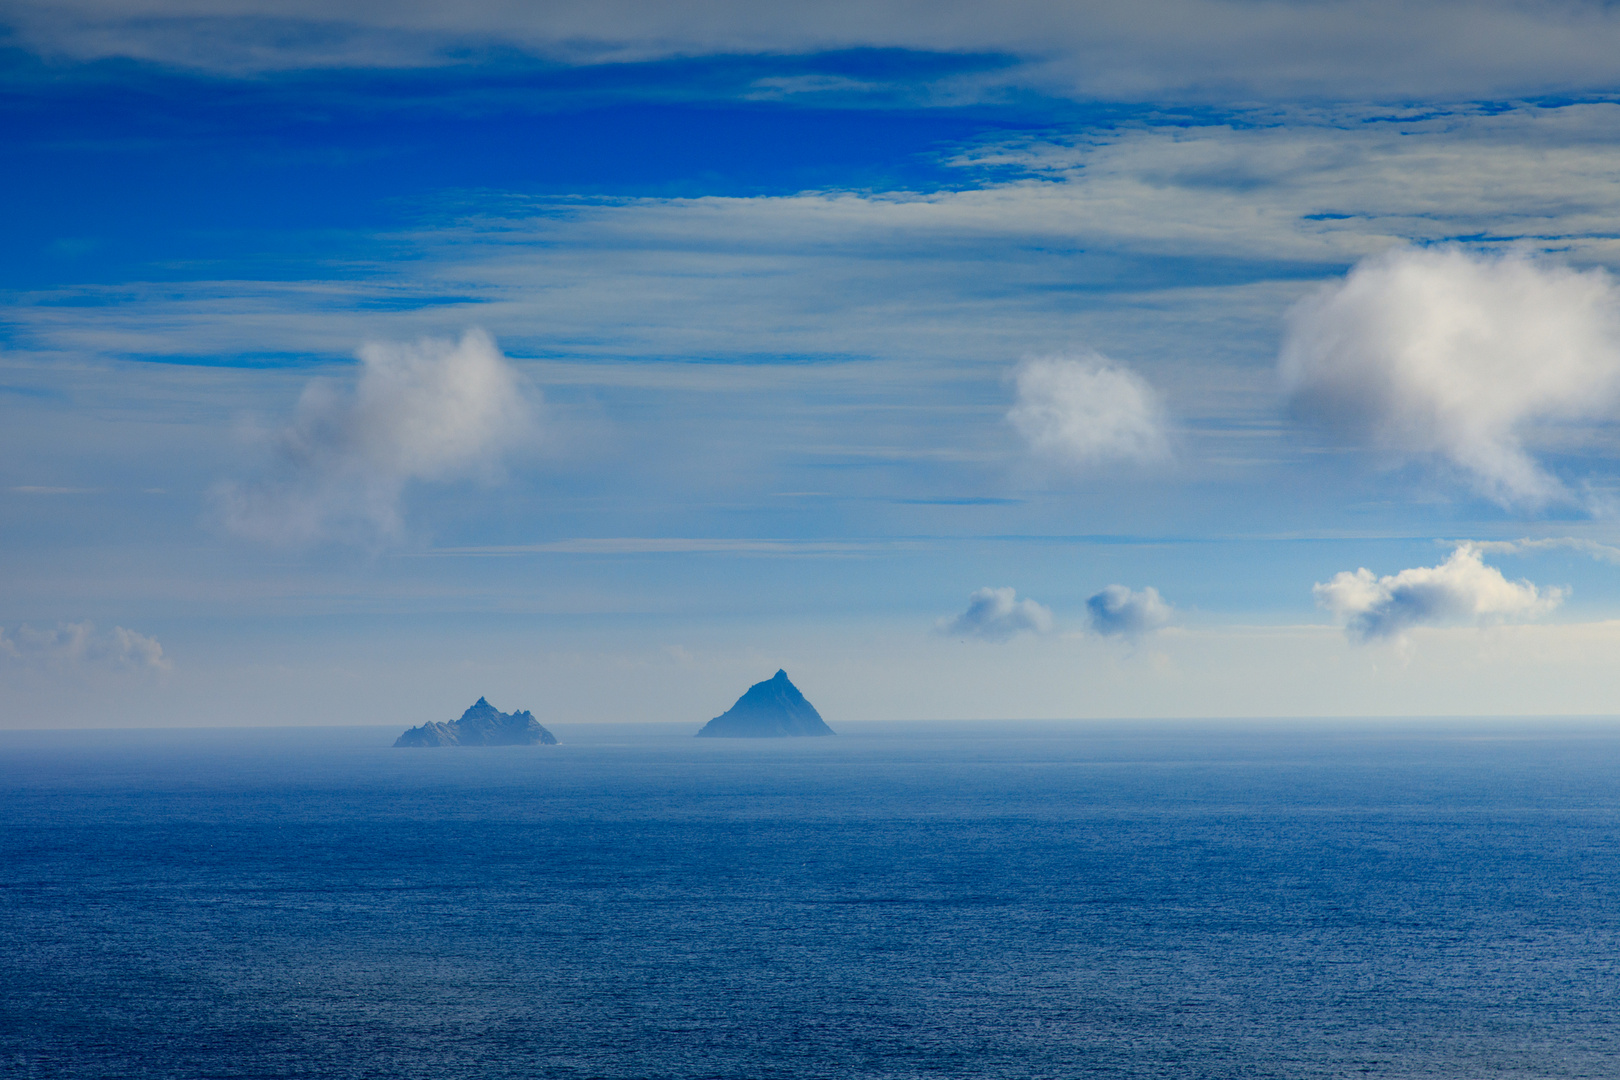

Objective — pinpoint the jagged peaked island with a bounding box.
[394,697,558,747]
[696,669,834,738]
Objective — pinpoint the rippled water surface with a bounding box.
[4,721,1620,1078]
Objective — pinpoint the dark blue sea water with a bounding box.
[4,721,1620,1079]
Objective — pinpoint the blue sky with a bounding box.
[10,2,1620,726]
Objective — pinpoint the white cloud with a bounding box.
[1314,543,1563,642]
[25,107,1620,379]
[1280,246,1620,508]
[1469,536,1620,564]
[940,586,1054,642]
[428,538,907,555]
[0,622,170,672]
[1085,585,1174,636]
[1008,354,1170,467]
[217,328,534,545]
[17,1,1620,104]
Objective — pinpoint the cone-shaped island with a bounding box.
[395,697,557,747]
[696,669,834,738]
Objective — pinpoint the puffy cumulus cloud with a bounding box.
[1280,246,1620,508]
[1314,544,1563,642]
[0,622,169,672]
[939,587,1054,642]
[1085,585,1174,636]
[218,328,534,545]
[1008,354,1170,468]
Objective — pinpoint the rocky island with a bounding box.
[696,669,834,738]
[394,697,558,747]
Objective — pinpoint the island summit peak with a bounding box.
[395,697,557,747]
[696,669,834,738]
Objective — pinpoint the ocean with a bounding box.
[3,721,1619,1078]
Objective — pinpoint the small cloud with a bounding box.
[1469,536,1620,563]
[940,586,1054,642]
[1314,543,1563,643]
[746,75,886,99]
[1085,585,1174,636]
[1280,246,1620,509]
[217,328,534,546]
[0,622,170,673]
[1008,353,1170,467]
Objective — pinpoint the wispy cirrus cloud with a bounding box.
[217,328,535,546]
[26,106,1620,390]
[1467,537,1620,563]
[420,538,919,556]
[15,0,1620,105]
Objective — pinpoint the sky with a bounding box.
[10,1,1620,726]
